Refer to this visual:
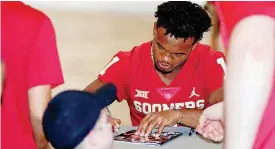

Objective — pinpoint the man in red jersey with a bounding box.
[196,2,275,149]
[1,2,64,149]
[84,1,226,138]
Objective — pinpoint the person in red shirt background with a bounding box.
[84,1,226,138]
[196,2,275,149]
[1,1,64,149]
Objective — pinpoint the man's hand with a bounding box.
[196,102,224,142]
[196,121,224,142]
[107,115,121,133]
[135,110,180,138]
[198,102,224,129]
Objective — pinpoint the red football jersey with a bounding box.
[98,41,225,126]
[212,2,275,149]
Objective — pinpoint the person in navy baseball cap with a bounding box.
[42,83,117,149]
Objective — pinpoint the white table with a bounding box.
[113,126,222,149]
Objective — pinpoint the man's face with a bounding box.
[152,25,195,74]
[87,110,113,149]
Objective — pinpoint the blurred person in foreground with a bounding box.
[1,1,64,149]
[196,2,275,149]
[42,83,116,149]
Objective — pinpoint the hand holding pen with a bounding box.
[105,107,121,134]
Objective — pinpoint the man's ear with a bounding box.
[153,22,157,37]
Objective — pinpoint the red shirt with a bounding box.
[98,41,225,126]
[213,1,275,50]
[1,2,64,149]
[212,2,275,149]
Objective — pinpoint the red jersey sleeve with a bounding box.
[206,51,226,94]
[98,51,131,102]
[27,16,64,89]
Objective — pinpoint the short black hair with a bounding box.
[155,1,211,44]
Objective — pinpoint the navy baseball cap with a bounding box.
[42,83,117,149]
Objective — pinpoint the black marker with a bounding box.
[189,128,195,136]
